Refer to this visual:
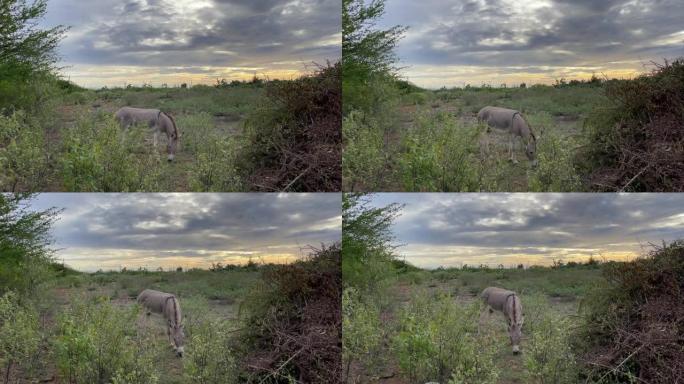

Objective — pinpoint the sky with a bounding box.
[39,0,341,88]
[376,0,684,88]
[28,193,341,272]
[369,193,684,269]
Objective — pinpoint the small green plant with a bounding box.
[189,133,243,191]
[0,292,41,383]
[0,111,49,191]
[183,316,238,384]
[342,288,384,382]
[522,294,579,384]
[342,110,386,190]
[392,292,498,383]
[54,298,161,384]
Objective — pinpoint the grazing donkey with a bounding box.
[137,289,185,357]
[481,286,524,354]
[114,107,179,161]
[477,106,538,167]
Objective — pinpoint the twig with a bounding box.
[619,164,650,192]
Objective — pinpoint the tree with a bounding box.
[342,193,403,291]
[342,0,407,81]
[0,193,59,296]
[0,0,66,74]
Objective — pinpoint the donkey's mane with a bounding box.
[162,111,178,138]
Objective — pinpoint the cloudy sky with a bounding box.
[377,0,684,88]
[369,193,684,269]
[40,0,340,88]
[29,193,341,272]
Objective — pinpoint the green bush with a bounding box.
[0,292,41,382]
[392,292,498,384]
[342,110,386,190]
[522,294,579,384]
[183,313,237,384]
[54,298,161,384]
[0,111,49,191]
[342,288,384,382]
[58,115,163,191]
[189,133,243,192]
[398,111,479,191]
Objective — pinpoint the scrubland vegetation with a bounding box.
[0,0,341,192]
[0,194,342,383]
[342,193,684,384]
[342,0,684,192]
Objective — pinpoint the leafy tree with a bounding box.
[0,0,67,110]
[0,193,60,296]
[342,193,402,291]
[342,0,407,82]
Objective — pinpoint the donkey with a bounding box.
[137,289,185,357]
[477,106,538,167]
[480,286,524,354]
[114,107,179,161]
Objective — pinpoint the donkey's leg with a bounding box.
[509,132,518,163]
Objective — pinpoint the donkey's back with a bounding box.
[137,288,175,314]
[481,286,516,311]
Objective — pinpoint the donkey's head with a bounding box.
[171,324,185,357]
[163,112,179,162]
[506,294,524,354]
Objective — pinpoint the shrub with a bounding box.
[0,292,41,383]
[0,111,49,191]
[581,59,684,191]
[528,115,583,192]
[58,115,162,191]
[238,244,341,383]
[342,110,386,191]
[189,133,243,192]
[54,298,161,384]
[342,288,384,382]
[184,317,238,384]
[579,241,684,383]
[242,63,341,191]
[398,111,479,191]
[392,292,498,384]
[522,294,579,384]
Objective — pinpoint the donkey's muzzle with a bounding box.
[512,345,521,354]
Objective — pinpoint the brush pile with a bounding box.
[238,244,342,383]
[582,59,684,191]
[244,63,341,192]
[580,241,684,383]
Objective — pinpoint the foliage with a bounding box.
[581,59,684,191]
[523,294,579,384]
[58,114,163,191]
[342,0,407,82]
[342,193,402,292]
[184,316,238,384]
[0,291,41,383]
[0,193,58,296]
[0,111,49,191]
[342,110,386,191]
[393,292,499,384]
[342,288,384,382]
[238,245,341,383]
[54,298,161,384]
[242,63,341,192]
[190,133,243,192]
[579,241,684,383]
[397,111,479,191]
[0,0,67,111]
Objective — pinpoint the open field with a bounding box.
[345,265,604,384]
[344,84,606,192]
[10,267,260,384]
